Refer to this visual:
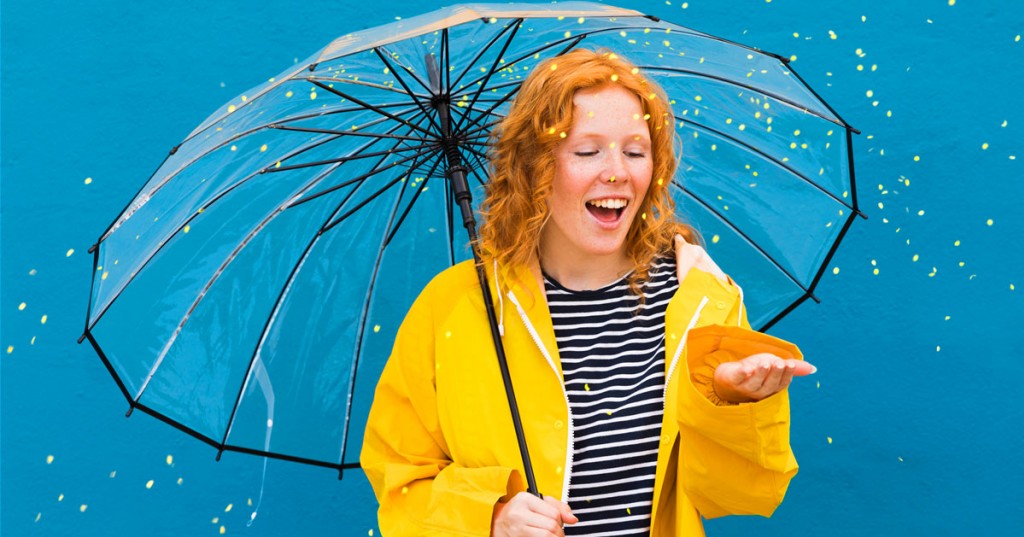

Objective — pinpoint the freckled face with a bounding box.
[539,84,653,269]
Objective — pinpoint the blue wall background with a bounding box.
[2,0,1022,535]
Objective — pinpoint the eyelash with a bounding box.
[573,150,647,158]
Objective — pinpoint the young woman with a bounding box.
[362,49,815,537]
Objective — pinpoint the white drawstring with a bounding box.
[493,259,505,337]
[736,282,745,326]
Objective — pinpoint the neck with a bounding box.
[537,246,632,291]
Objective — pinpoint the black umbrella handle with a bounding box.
[453,167,541,499]
[429,51,541,498]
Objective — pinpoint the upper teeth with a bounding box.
[589,199,627,209]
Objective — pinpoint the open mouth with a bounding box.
[586,198,628,223]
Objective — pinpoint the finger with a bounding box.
[790,360,817,376]
[760,360,786,396]
[775,362,796,392]
[542,496,578,525]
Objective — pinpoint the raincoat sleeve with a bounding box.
[361,282,523,537]
[674,269,803,519]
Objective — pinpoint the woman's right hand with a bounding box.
[491,492,578,536]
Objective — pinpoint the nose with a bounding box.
[601,150,630,184]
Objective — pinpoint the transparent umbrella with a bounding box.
[82,2,862,482]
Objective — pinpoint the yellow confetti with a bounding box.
[47,455,54,464]
[146,480,154,489]
[228,105,236,113]
[917,210,925,216]
[954,240,961,246]
[832,267,840,275]
[401,486,409,494]
[58,494,64,502]
[369,530,375,536]
[898,456,904,462]
[225,504,233,512]
[260,144,268,152]
[827,437,833,444]
[873,268,879,276]
[373,325,381,333]
[212,517,219,524]
[84,177,93,185]
[7,346,13,354]
[936,346,941,352]
[183,225,190,233]
[986,219,994,226]
[220,526,226,535]
[585,383,590,391]
[177,478,183,485]
[944,316,951,321]
[110,471,116,478]
[166,455,173,465]
[18,302,26,311]
[1011,284,1016,291]
[829,30,837,40]
[982,142,989,150]
[80,504,87,513]
[866,90,874,98]
[230,145,237,152]
[928,267,938,277]
[35,513,41,523]
[912,254,919,262]
[310,91,317,100]
[948,0,955,5]
[913,155,920,162]
[711,234,720,244]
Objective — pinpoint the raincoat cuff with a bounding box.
[422,465,525,536]
[690,351,736,406]
[686,324,803,407]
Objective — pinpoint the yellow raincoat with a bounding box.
[362,259,803,536]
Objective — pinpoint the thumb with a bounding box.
[544,496,578,525]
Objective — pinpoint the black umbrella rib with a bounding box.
[444,171,456,266]
[373,48,444,135]
[121,113,430,407]
[269,139,436,174]
[676,114,858,214]
[451,27,596,92]
[448,18,523,93]
[456,36,584,135]
[99,104,426,245]
[783,62,859,134]
[676,180,815,300]
[308,75,433,101]
[288,147,436,209]
[376,47,435,95]
[383,156,447,247]
[270,124,426,142]
[450,20,522,135]
[442,28,451,104]
[86,110,426,330]
[641,65,846,130]
[308,79,434,137]
[320,158,438,234]
[464,154,491,188]
[88,133,347,331]
[336,146,435,471]
[212,112,437,452]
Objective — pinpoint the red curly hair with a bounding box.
[479,48,699,292]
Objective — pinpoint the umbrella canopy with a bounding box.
[83,1,861,474]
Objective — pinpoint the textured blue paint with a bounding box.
[2,1,1022,536]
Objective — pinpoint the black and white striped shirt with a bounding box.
[545,257,679,536]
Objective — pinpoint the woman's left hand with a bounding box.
[713,353,816,404]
